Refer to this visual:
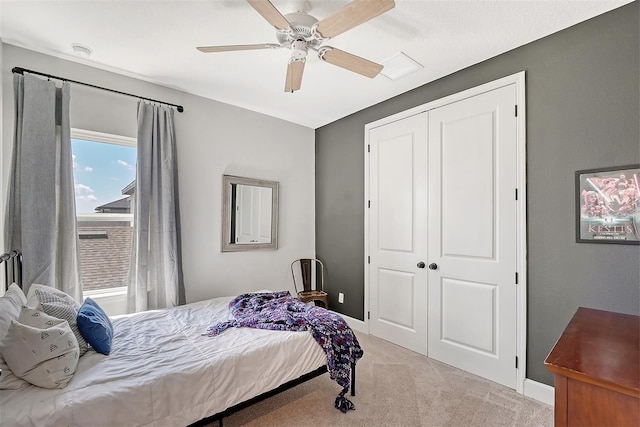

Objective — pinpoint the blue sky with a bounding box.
[72,139,136,214]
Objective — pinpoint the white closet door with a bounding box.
[368,112,428,355]
[427,84,518,388]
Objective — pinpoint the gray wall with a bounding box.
[316,2,639,386]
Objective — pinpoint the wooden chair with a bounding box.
[291,258,328,309]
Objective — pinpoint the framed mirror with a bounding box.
[221,175,279,252]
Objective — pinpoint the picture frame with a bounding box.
[575,164,640,244]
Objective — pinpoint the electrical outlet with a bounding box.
[338,292,344,304]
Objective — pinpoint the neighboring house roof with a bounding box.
[94,196,131,213]
[122,180,136,196]
[93,180,136,213]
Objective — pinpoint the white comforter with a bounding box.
[0,295,327,426]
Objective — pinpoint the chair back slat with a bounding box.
[300,259,313,292]
[291,258,325,294]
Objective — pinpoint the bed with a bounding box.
[0,250,359,426]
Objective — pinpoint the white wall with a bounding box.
[1,44,316,303]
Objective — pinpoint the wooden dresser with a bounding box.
[545,307,640,427]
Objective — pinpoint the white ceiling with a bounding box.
[0,0,632,129]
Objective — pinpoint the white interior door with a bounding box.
[427,84,518,388]
[368,112,428,355]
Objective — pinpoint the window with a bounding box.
[71,129,136,293]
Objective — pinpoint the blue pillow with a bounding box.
[76,298,113,355]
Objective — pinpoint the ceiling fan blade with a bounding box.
[315,0,395,39]
[197,43,280,53]
[247,0,291,31]
[285,60,305,93]
[319,47,383,78]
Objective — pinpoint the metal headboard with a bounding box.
[0,250,23,292]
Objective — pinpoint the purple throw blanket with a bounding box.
[204,291,364,412]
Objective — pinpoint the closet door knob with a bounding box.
[428,263,438,270]
[417,262,425,268]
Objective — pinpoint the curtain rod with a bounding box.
[12,67,184,113]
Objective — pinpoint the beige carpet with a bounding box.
[217,333,553,427]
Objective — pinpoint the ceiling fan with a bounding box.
[197,0,396,92]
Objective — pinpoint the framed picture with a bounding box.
[576,164,640,244]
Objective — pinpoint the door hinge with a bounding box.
[368,311,370,320]
[515,188,518,200]
[515,272,519,284]
[515,356,519,369]
[368,144,370,153]
[515,105,518,117]
[368,256,371,264]
[368,200,371,208]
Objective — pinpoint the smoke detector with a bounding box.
[71,43,93,58]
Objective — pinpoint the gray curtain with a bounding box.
[6,74,82,301]
[127,102,185,312]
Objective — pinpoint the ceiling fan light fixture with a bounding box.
[290,39,309,60]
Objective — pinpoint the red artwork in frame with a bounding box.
[576,164,640,244]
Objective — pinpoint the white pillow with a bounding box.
[0,307,79,389]
[0,283,27,338]
[0,359,29,389]
[0,284,29,390]
[35,289,88,356]
[26,283,75,310]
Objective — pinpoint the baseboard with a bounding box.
[524,378,554,406]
